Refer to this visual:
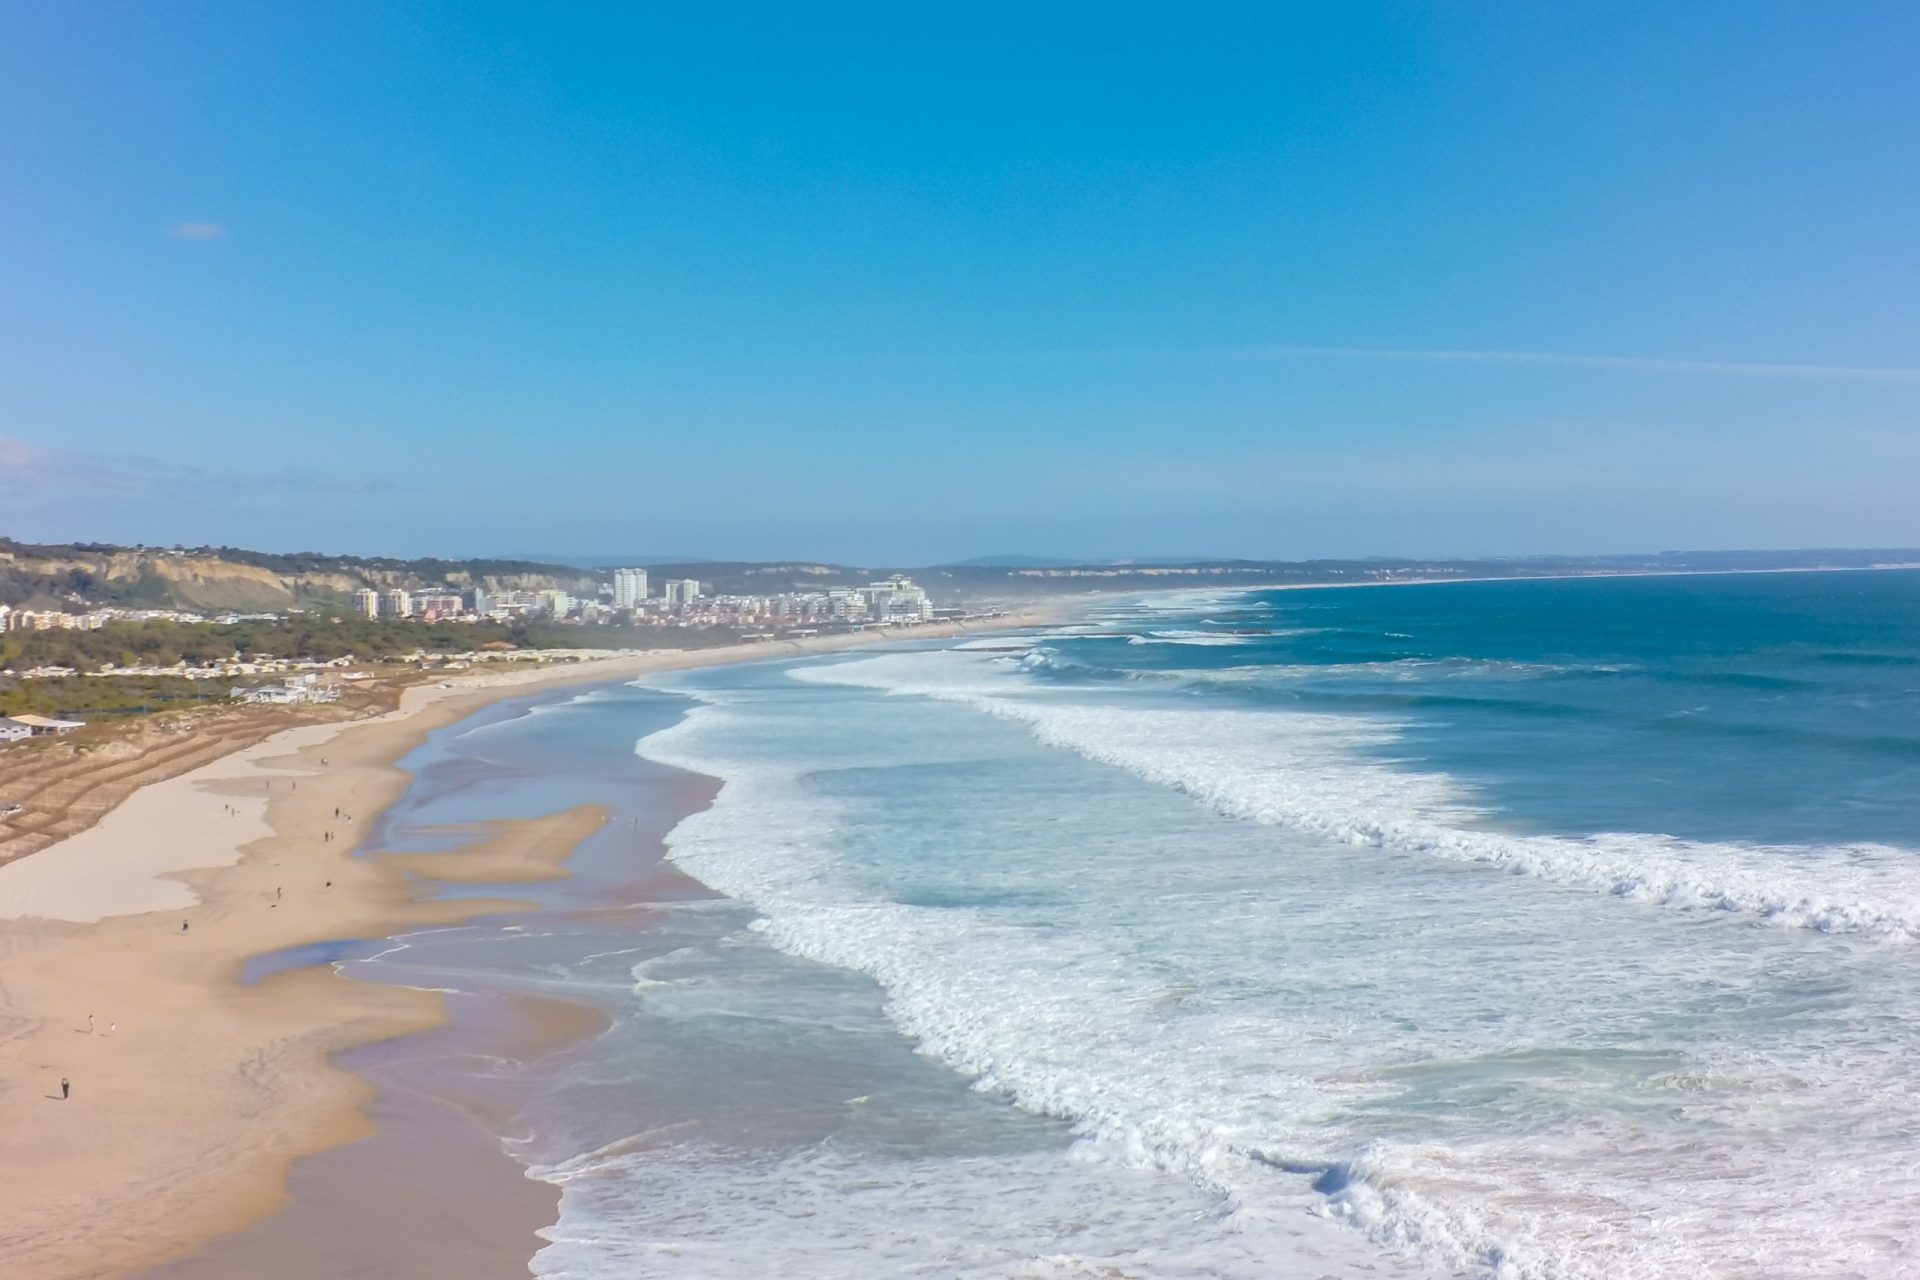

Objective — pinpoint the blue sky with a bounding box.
[3,2,1918,564]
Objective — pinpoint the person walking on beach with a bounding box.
[60,1077,69,1100]
[181,920,189,933]
[86,1014,94,1034]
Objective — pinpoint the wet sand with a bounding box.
[141,773,721,1280]
[141,994,609,1280]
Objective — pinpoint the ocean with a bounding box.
[355,569,1920,1279]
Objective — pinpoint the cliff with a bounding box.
[0,541,596,612]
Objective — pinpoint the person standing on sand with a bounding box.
[86,1014,94,1034]
[181,921,189,933]
[60,1077,69,1100]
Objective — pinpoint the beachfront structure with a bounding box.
[855,575,933,624]
[0,718,33,743]
[352,588,380,619]
[665,579,703,608]
[6,610,106,631]
[540,590,573,617]
[231,682,340,705]
[478,589,543,618]
[3,714,86,736]
[381,589,412,619]
[826,588,867,621]
[411,591,464,619]
[612,567,649,609]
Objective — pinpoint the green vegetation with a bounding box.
[1,617,741,725]
[0,616,740,719]
[0,675,225,720]
[0,617,739,675]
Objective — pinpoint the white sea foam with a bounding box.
[630,697,1476,1276]
[628,650,1920,1279]
[1100,656,1580,686]
[1127,588,1256,613]
[1126,630,1253,646]
[952,637,1040,651]
[531,1142,1422,1280]
[795,649,1920,940]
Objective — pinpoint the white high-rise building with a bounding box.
[540,589,573,617]
[612,567,649,609]
[857,575,932,624]
[352,588,380,619]
[381,588,412,619]
[676,578,702,604]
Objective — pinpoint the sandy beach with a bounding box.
[0,614,1059,1280]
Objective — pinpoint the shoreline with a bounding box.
[0,608,1065,1280]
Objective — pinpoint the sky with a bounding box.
[3,2,1919,565]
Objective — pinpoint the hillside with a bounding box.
[0,540,595,612]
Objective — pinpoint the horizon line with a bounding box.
[1239,345,1920,381]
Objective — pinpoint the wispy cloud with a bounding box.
[0,435,395,508]
[164,221,226,240]
[1242,345,1920,383]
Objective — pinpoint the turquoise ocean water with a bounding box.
[357,570,1920,1279]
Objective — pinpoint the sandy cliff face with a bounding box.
[148,556,298,610]
[0,546,598,611]
[288,571,364,600]
[0,549,297,610]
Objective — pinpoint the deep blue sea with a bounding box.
[360,570,1920,1279]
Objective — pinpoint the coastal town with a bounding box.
[343,568,942,631]
[0,570,975,745]
[2,569,944,637]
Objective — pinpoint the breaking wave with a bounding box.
[795,650,1920,941]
